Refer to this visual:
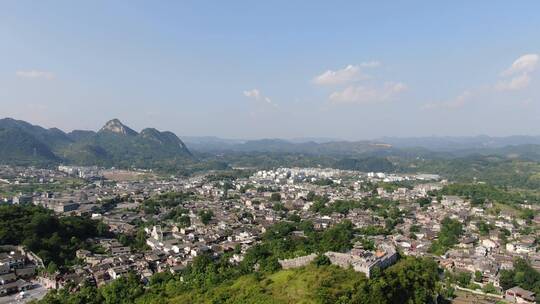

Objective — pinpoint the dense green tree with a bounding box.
[100,273,144,304]
[287,214,301,222]
[270,193,282,202]
[118,228,149,251]
[476,220,493,236]
[416,197,431,207]
[319,220,355,252]
[498,258,540,302]
[474,270,483,283]
[429,217,463,255]
[0,205,109,267]
[313,178,334,186]
[272,202,287,212]
[306,191,316,201]
[482,283,499,294]
[198,210,214,225]
[455,272,471,287]
[313,254,331,267]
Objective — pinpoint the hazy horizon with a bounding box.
[2,1,540,140]
[6,115,540,143]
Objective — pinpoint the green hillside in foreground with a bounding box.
[167,265,363,304]
[40,256,440,304]
[164,260,439,304]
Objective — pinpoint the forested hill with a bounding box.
[0,118,192,168]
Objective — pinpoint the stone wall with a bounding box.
[278,253,317,269]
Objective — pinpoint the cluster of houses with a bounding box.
[395,194,540,287]
[1,165,540,303]
[0,246,41,296]
[57,165,102,179]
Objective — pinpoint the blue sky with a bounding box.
[1,1,540,139]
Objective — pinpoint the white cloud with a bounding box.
[422,90,472,110]
[314,62,406,105]
[16,70,54,80]
[243,89,276,107]
[424,53,539,110]
[496,53,539,91]
[496,73,531,91]
[313,64,368,86]
[502,54,539,76]
[329,82,407,104]
[243,89,262,99]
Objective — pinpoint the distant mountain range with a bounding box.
[183,134,540,159]
[0,118,191,167]
[210,138,396,155]
[4,117,540,169]
[378,135,540,152]
[181,136,395,155]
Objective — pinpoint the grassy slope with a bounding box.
[168,265,364,304]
